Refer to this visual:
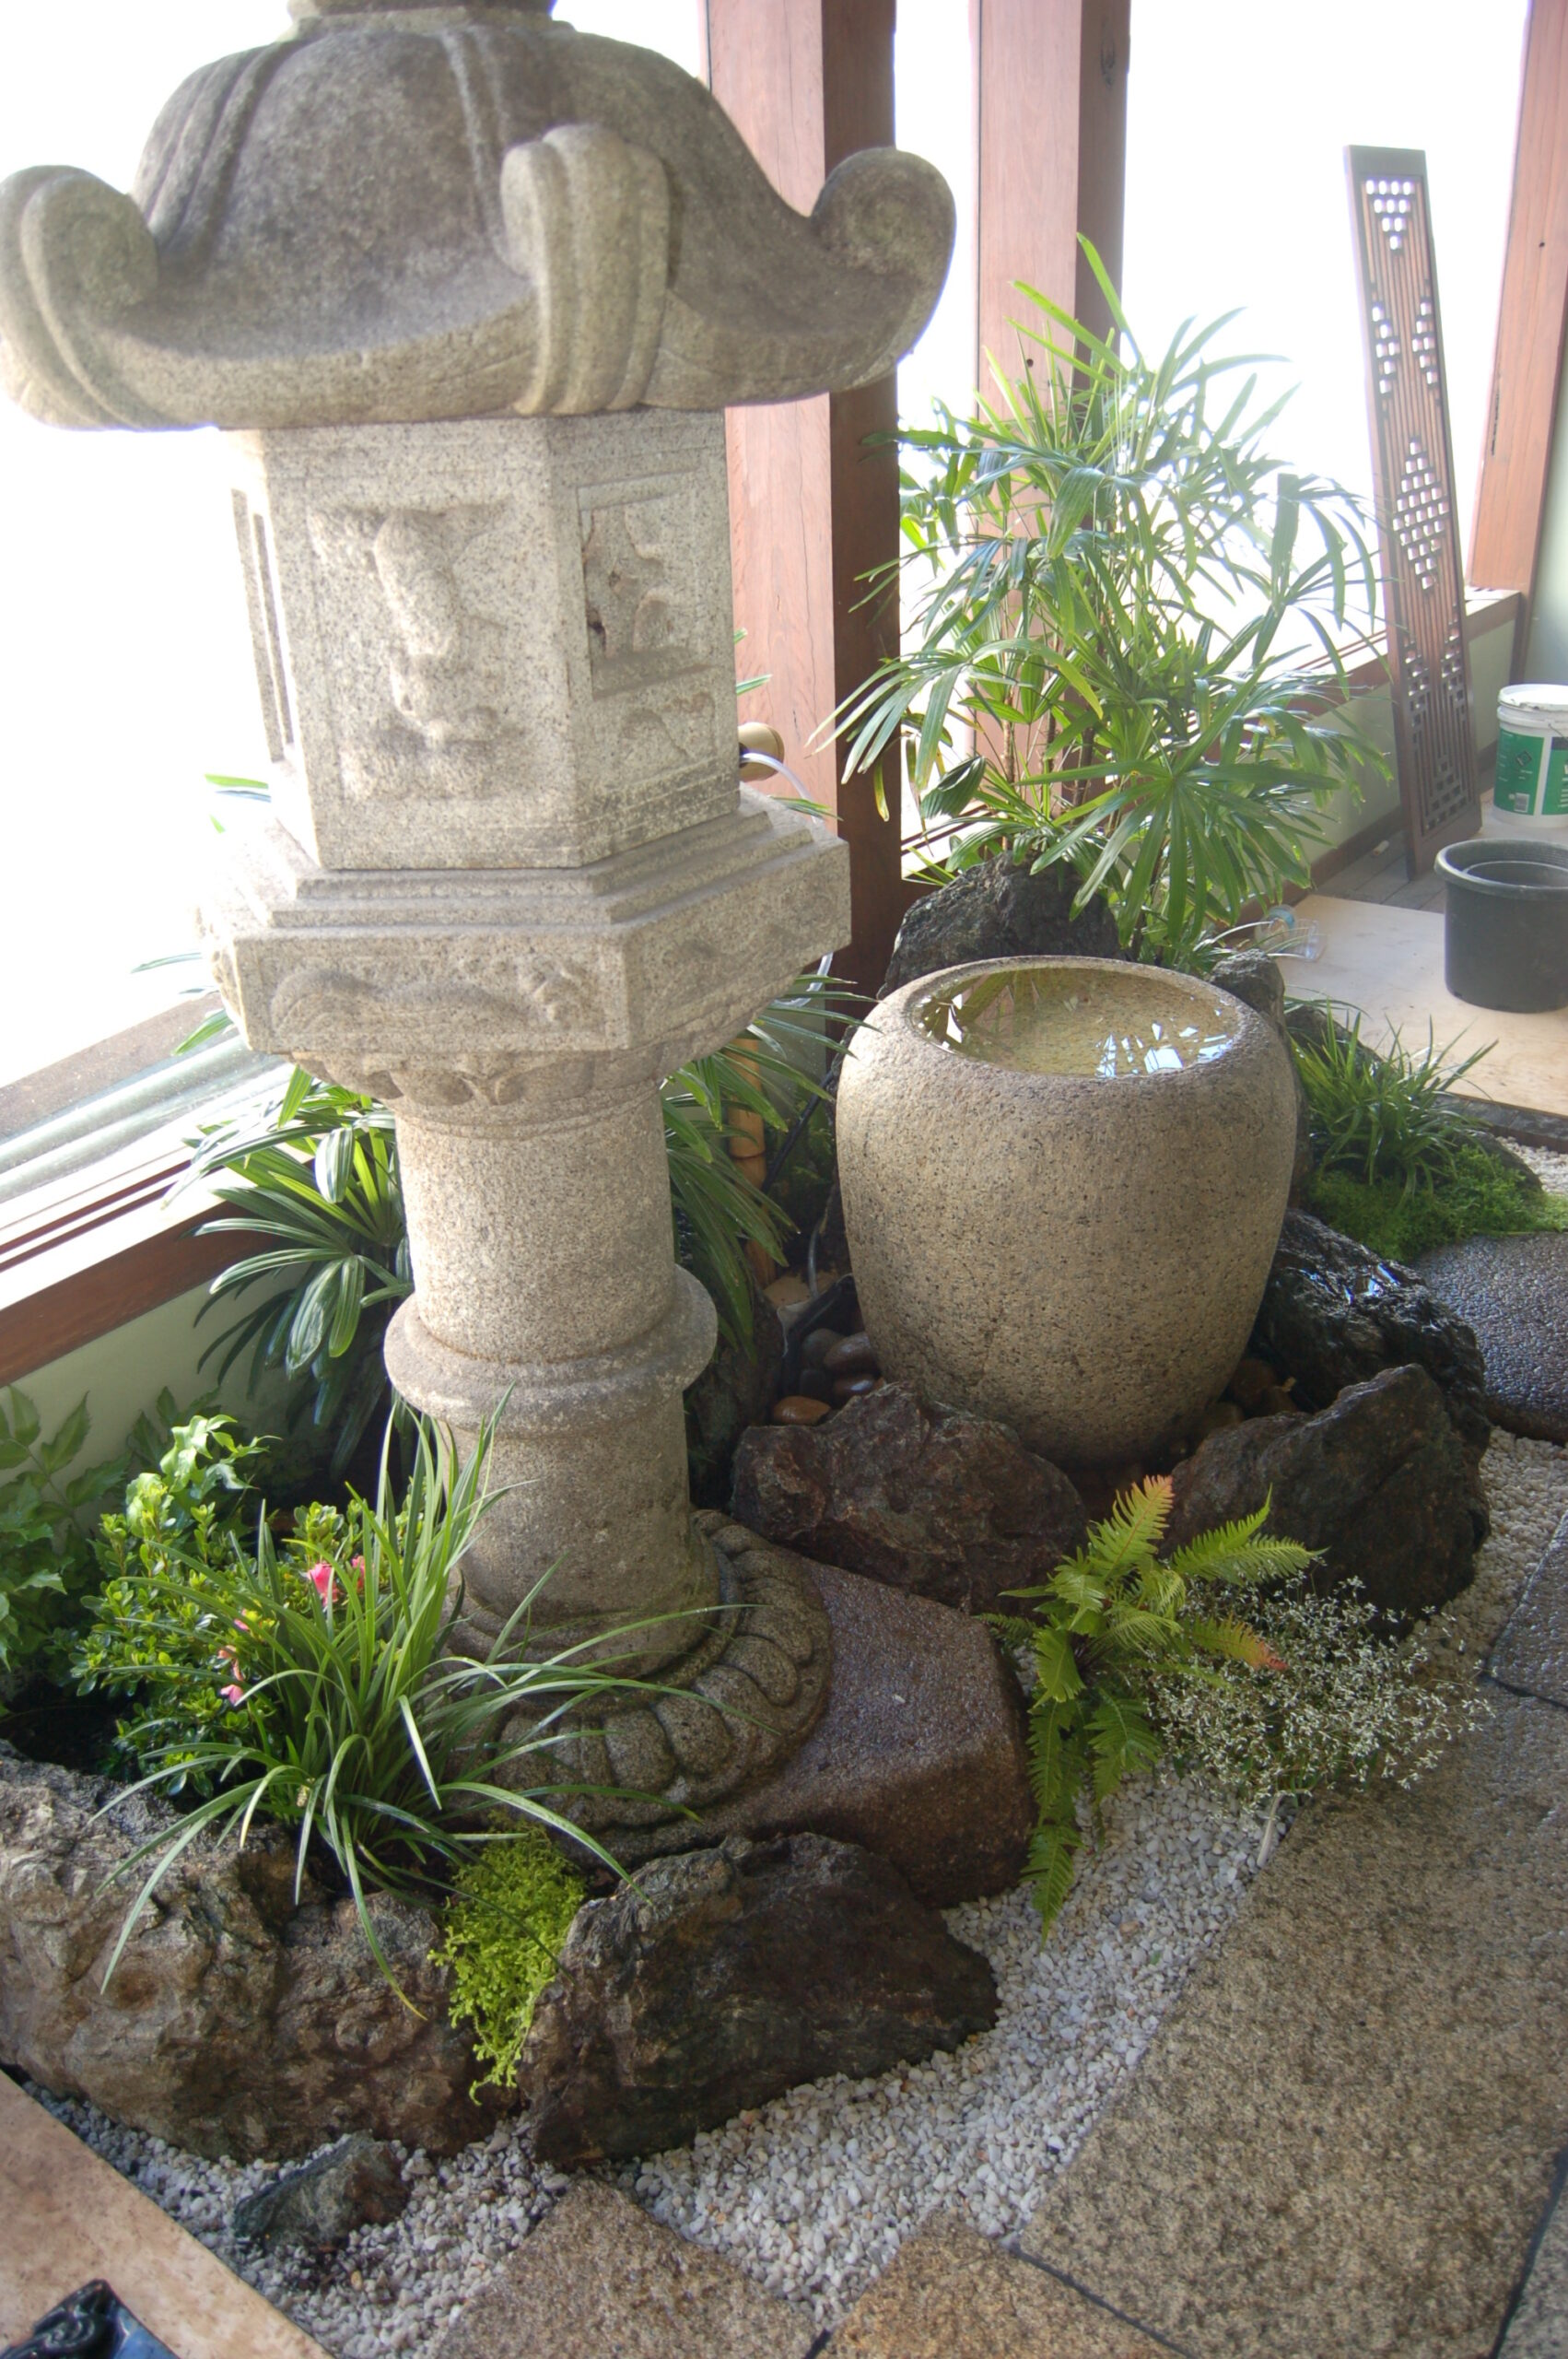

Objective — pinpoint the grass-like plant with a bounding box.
[1292,1007,1490,1191]
[837,253,1386,968]
[94,1413,683,1992]
[993,1477,1310,1931]
[1291,1005,1568,1258]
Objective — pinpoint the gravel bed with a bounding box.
[1511,1143,1568,1195]
[26,1433,1568,2353]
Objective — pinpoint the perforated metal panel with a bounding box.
[1347,146,1480,875]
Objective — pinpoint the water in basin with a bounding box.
[914,965,1240,1078]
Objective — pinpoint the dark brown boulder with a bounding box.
[520,1834,998,2165]
[1166,1364,1485,1621]
[731,1382,1087,1614]
[879,853,1123,998]
[0,1743,501,2161]
[1251,1210,1491,1473]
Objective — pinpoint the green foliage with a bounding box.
[92,1413,667,1993]
[434,1831,586,2089]
[189,976,852,1425]
[190,1073,410,1477]
[0,1391,128,1682]
[1292,1006,1491,1193]
[1149,1572,1489,1812]
[1306,1146,1568,1263]
[837,255,1387,968]
[664,971,850,1344]
[995,1476,1310,1931]
[74,1407,268,1761]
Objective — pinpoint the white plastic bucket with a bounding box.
[1493,685,1568,831]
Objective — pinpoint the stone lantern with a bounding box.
[0,0,1032,1895]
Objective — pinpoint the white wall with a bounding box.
[7,1285,292,1491]
[1526,366,1568,687]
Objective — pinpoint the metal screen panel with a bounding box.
[1346,144,1480,875]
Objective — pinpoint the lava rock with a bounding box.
[233,2133,408,2250]
[1251,1209,1491,1469]
[1416,1231,1568,1444]
[879,853,1123,998]
[685,1281,786,1508]
[731,1382,1088,1613]
[1166,1364,1485,1619]
[1210,950,1313,1201]
[0,1743,503,2162]
[519,1834,998,2165]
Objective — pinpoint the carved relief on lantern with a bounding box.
[229,410,739,875]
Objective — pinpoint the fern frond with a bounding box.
[1186,1614,1287,1671]
[1027,1698,1085,1820]
[987,1613,1038,1651]
[1048,1563,1111,1615]
[1074,1474,1173,1582]
[1086,1693,1161,1799]
[1132,1559,1186,1622]
[1166,1491,1316,1587]
[1026,1818,1081,1931]
[1031,1622,1084,1703]
[1102,1604,1178,1658]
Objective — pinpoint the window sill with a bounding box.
[0,1114,268,1389]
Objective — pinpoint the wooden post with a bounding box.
[1470,0,1568,602]
[973,0,1130,391]
[704,0,907,992]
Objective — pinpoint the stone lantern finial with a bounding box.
[0,5,954,431]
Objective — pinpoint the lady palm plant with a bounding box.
[839,252,1387,968]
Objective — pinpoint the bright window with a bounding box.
[1120,0,1529,578]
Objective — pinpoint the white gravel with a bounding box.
[26,1432,1568,2354]
[1510,1142,1568,1194]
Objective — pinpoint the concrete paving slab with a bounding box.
[1293,893,1568,1120]
[1416,1234,1568,1444]
[1022,1685,1568,2359]
[428,2181,813,2359]
[0,2073,322,2359]
[1492,1511,1568,1704]
[824,2215,1172,2358]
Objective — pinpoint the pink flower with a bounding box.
[217,1641,244,1707]
[305,1562,335,1605]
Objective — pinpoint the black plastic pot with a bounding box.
[1436,837,1568,1012]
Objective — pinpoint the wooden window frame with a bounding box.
[0,1137,246,1390]
[1470,0,1568,601]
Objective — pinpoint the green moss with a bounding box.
[434,1831,586,2090]
[1305,1143,1568,1264]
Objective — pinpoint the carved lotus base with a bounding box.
[493,1515,834,1825]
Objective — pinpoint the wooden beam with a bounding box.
[1470,0,1568,596]
[973,0,1130,388]
[704,0,905,992]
